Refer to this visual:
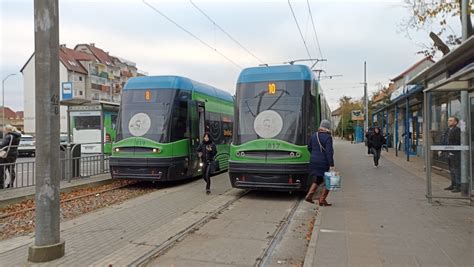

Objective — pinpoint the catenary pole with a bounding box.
[28,0,65,262]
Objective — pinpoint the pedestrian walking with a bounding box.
[369,127,386,167]
[197,132,217,195]
[439,116,461,193]
[305,120,335,206]
[0,125,21,189]
[365,126,375,155]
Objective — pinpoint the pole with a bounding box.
[28,0,65,262]
[405,98,410,162]
[364,61,368,139]
[461,0,471,40]
[460,0,471,196]
[395,105,399,157]
[424,91,432,203]
[100,105,105,173]
[341,109,344,140]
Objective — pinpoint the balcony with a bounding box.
[90,75,108,85]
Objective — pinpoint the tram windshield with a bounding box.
[116,89,176,143]
[234,80,305,145]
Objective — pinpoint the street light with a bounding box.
[2,73,17,136]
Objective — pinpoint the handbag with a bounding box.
[324,171,341,191]
[211,160,220,172]
[0,135,13,159]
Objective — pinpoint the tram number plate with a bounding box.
[136,140,146,146]
[267,143,280,149]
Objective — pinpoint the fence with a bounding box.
[0,143,110,190]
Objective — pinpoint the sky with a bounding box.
[0,0,465,111]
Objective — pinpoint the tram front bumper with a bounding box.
[228,162,310,191]
[109,157,187,181]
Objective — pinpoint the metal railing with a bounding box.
[0,143,110,190]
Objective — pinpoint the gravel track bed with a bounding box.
[0,180,156,240]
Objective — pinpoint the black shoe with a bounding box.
[206,190,211,195]
[444,185,454,190]
[451,188,461,193]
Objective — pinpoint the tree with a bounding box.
[337,96,364,139]
[401,0,473,56]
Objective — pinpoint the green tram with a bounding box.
[229,65,331,191]
[110,76,234,181]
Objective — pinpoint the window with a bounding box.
[111,115,118,131]
[73,116,100,130]
[450,98,461,118]
[206,112,223,144]
[170,100,188,142]
[221,115,233,144]
[116,89,175,143]
[79,76,83,81]
[235,80,305,145]
[79,91,83,96]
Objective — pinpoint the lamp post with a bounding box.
[2,73,17,136]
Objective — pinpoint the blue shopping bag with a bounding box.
[324,171,341,191]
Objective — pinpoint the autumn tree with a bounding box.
[337,96,364,139]
[401,0,473,56]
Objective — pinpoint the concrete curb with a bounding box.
[303,206,323,267]
[0,175,112,209]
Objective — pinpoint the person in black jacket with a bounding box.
[197,132,217,194]
[365,126,375,155]
[369,127,386,167]
[440,117,461,193]
[0,125,21,189]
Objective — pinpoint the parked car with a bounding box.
[60,134,69,145]
[18,134,35,157]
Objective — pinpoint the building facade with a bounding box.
[21,43,143,134]
[372,57,435,159]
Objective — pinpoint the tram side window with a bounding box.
[222,115,233,144]
[206,112,223,144]
[170,101,188,141]
[307,94,317,141]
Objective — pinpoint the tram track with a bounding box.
[255,197,302,267]
[132,189,251,267]
[136,190,307,267]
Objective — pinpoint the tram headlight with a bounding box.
[152,148,161,153]
[114,148,120,152]
[236,151,245,157]
[289,151,301,158]
[199,162,204,167]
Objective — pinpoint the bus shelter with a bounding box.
[409,36,474,204]
[60,99,119,155]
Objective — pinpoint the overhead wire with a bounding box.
[142,0,242,70]
[287,0,313,64]
[306,0,323,60]
[189,0,265,65]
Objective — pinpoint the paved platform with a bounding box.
[0,173,236,266]
[0,174,112,209]
[308,141,474,266]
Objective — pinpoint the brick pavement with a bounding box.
[309,141,474,266]
[0,173,236,266]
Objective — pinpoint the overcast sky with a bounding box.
[0,0,465,111]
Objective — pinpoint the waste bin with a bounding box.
[60,144,81,180]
